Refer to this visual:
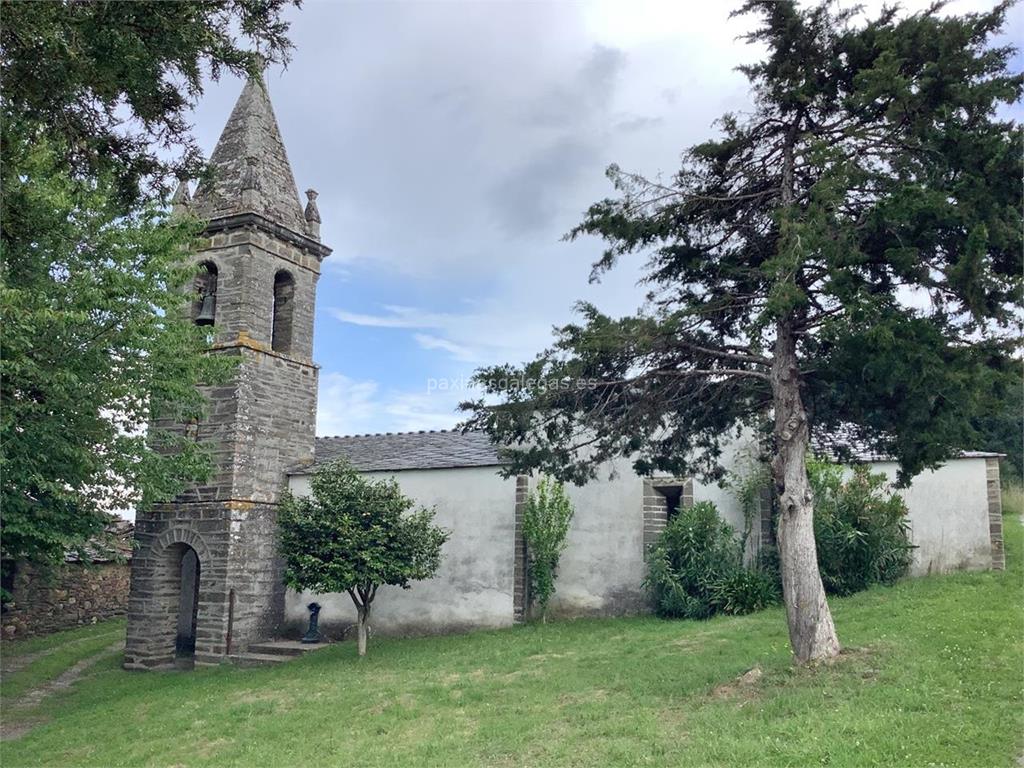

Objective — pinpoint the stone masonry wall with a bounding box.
[986,458,1005,571]
[126,220,322,668]
[2,560,130,640]
[125,507,231,668]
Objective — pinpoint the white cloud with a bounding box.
[315,373,381,436]
[413,333,480,363]
[327,305,459,329]
[317,371,470,436]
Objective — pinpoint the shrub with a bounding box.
[523,477,575,622]
[712,567,781,615]
[645,502,776,619]
[807,458,914,595]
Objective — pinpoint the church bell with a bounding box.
[195,293,216,326]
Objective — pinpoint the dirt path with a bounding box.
[1,640,123,742]
[1,630,122,676]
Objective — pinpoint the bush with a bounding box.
[712,568,781,615]
[522,477,575,622]
[278,459,449,656]
[807,458,914,595]
[645,502,778,619]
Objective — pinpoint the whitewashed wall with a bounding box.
[862,457,992,575]
[285,466,517,636]
[547,439,759,618]
[285,445,994,636]
[544,460,647,617]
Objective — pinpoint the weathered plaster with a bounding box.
[866,458,994,575]
[285,467,517,637]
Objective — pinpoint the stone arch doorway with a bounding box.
[124,527,223,670]
[174,546,201,658]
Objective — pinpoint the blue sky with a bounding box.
[186,0,1022,437]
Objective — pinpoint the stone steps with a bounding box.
[226,652,291,668]
[246,640,316,657]
[228,639,331,667]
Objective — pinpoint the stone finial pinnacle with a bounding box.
[171,181,191,215]
[304,188,321,240]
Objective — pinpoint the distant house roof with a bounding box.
[811,427,1003,463]
[65,518,134,563]
[298,430,505,474]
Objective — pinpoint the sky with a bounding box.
[186,0,1023,438]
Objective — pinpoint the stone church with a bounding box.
[125,76,1005,669]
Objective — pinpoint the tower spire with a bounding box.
[192,74,306,235]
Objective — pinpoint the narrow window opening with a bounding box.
[655,485,685,520]
[272,270,295,353]
[193,261,218,326]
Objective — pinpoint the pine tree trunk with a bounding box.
[771,320,841,664]
[357,606,369,657]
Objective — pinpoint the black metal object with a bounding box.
[301,602,322,644]
[195,292,216,325]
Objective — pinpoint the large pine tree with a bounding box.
[462,1,1022,663]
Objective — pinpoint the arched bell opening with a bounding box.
[271,270,295,352]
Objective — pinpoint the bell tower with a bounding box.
[125,74,330,669]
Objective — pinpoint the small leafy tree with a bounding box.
[522,477,575,622]
[278,460,449,656]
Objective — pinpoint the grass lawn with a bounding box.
[2,509,1021,768]
[1,620,125,704]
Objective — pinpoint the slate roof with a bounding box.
[65,518,134,563]
[295,427,1000,475]
[191,75,307,235]
[300,430,505,473]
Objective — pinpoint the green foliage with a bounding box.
[1002,483,1023,519]
[645,502,779,619]
[806,459,914,595]
[0,142,234,572]
[728,452,771,553]
[278,460,449,653]
[0,0,295,573]
[971,371,1024,485]
[279,460,449,595]
[522,477,575,621]
[461,0,1021,487]
[0,0,297,205]
[713,568,781,616]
